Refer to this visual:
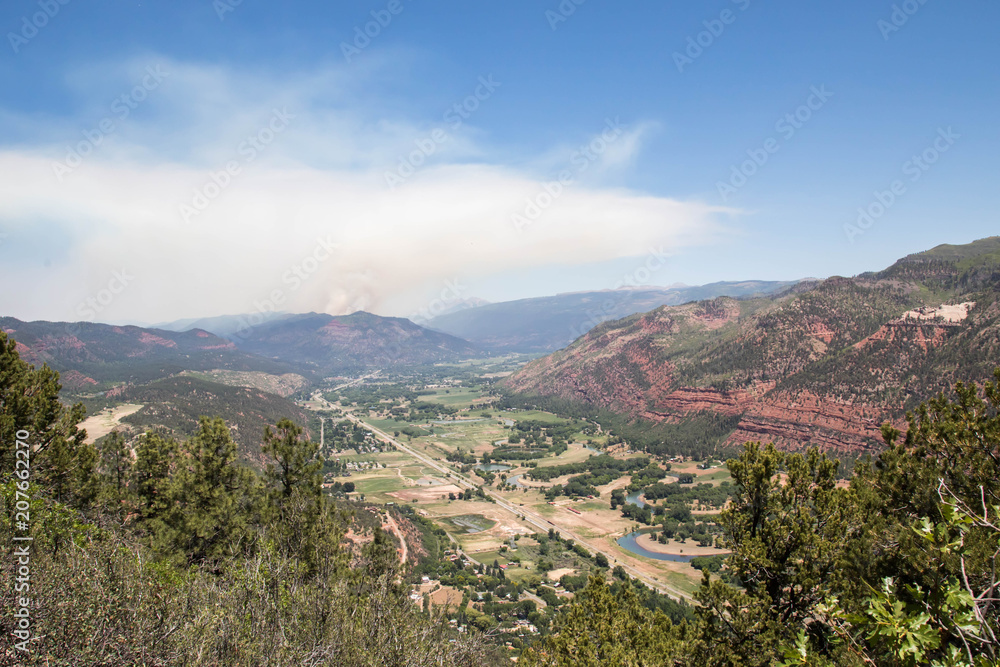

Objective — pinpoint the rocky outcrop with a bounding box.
[725,391,894,453]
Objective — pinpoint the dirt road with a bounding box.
[383,511,408,565]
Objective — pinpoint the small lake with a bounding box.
[617,531,696,563]
[625,491,646,508]
[507,474,524,488]
[476,463,511,472]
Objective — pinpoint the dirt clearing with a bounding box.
[79,404,144,443]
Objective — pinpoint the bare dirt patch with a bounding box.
[546,568,577,581]
[901,301,975,323]
[79,404,144,443]
[596,476,632,496]
[429,585,463,609]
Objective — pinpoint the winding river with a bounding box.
[617,531,697,563]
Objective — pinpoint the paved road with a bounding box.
[344,412,693,603]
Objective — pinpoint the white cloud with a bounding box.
[0,57,736,324]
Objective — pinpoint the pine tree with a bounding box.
[262,418,323,500]
[174,417,252,564]
[98,430,133,511]
[0,331,96,509]
[521,574,684,666]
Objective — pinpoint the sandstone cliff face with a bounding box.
[727,391,891,454]
[503,248,1000,454]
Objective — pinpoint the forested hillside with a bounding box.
[0,317,298,389]
[504,237,1000,455]
[83,375,312,457]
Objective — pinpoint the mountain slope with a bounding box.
[99,375,310,457]
[503,237,1000,454]
[0,318,296,390]
[233,311,479,373]
[425,281,799,353]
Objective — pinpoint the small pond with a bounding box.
[476,463,512,472]
[625,491,646,508]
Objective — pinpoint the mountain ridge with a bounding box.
[502,237,1000,454]
[0,317,295,390]
[232,310,480,373]
[426,280,801,353]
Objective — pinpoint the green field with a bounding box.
[417,387,484,407]
[350,474,406,497]
[693,468,733,484]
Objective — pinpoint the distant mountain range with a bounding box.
[231,311,479,373]
[425,281,800,353]
[153,311,294,339]
[502,237,1000,454]
[0,318,295,390]
[1,310,481,390]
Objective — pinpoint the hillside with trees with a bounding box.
[232,311,479,374]
[503,237,1000,455]
[0,317,299,390]
[425,281,798,353]
[84,375,313,457]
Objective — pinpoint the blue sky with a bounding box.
[0,0,997,324]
